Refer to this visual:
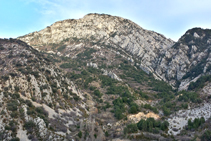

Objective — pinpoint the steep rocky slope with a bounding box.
[0,39,94,140]
[0,38,176,140]
[0,38,168,141]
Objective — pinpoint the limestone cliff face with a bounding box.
[18,14,211,89]
[18,13,174,78]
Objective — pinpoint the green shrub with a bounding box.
[19,108,25,119]
[73,95,80,101]
[114,107,124,120]
[31,71,39,78]
[25,100,33,107]
[7,100,19,111]
[139,91,149,99]
[188,117,205,130]
[143,104,158,114]
[60,63,72,68]
[14,86,19,92]
[124,123,138,134]
[35,107,48,117]
[63,94,68,99]
[5,120,18,134]
[78,131,82,138]
[105,131,109,137]
[27,108,36,116]
[24,120,36,130]
[10,111,19,118]
[57,45,66,52]
[11,93,20,99]
[162,106,171,116]
[87,67,100,74]
[113,98,125,120]
[84,77,93,88]
[201,130,211,141]
[31,97,36,101]
[181,103,188,109]
[42,92,47,97]
[129,106,137,114]
[0,110,6,115]
[1,76,9,81]
[81,70,88,75]
[68,73,82,80]
[0,44,5,50]
[94,90,102,98]
[89,86,96,91]
[9,137,20,141]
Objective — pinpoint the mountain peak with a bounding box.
[18,13,173,45]
[177,27,211,45]
[18,13,174,82]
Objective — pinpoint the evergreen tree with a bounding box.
[201,130,211,141]
[148,121,153,132]
[137,119,144,130]
[142,121,147,131]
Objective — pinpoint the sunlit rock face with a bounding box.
[19,14,211,89]
[18,13,174,82]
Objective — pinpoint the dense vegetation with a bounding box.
[120,63,173,98]
[112,96,139,119]
[137,118,169,133]
[177,91,202,103]
[187,117,205,130]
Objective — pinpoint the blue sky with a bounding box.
[1,0,211,41]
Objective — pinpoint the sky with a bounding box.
[1,0,211,41]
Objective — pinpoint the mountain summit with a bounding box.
[18,13,174,79]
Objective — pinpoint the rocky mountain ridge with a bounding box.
[18,13,175,83]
